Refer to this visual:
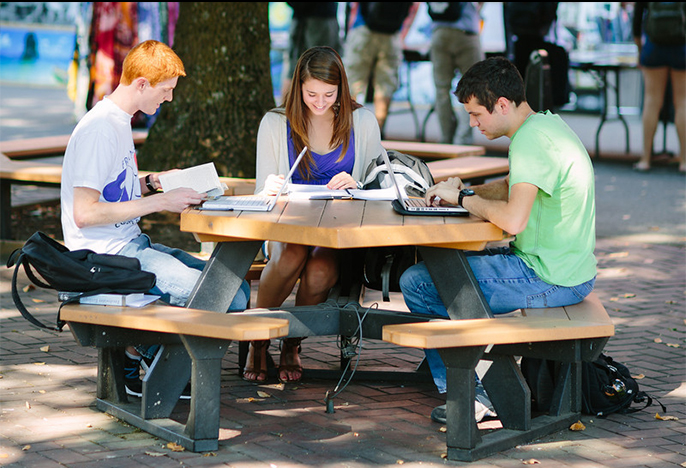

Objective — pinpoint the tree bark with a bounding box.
[137,2,274,178]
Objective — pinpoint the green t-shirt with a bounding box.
[508,111,597,287]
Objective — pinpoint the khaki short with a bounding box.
[343,25,403,100]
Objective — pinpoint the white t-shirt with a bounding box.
[61,97,142,254]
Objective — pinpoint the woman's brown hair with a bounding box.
[280,46,361,179]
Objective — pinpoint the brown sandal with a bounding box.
[278,337,303,383]
[243,340,270,382]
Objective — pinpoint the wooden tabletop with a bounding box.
[181,198,504,251]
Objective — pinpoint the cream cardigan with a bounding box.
[254,107,383,194]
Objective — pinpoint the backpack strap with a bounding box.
[622,391,667,415]
[10,254,62,331]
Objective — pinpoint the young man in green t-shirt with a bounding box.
[399,56,597,422]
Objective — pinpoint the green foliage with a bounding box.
[138,2,275,178]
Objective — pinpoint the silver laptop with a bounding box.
[381,148,468,217]
[201,147,307,211]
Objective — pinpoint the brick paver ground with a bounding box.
[1,238,684,468]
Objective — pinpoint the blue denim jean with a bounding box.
[117,234,251,359]
[399,246,596,393]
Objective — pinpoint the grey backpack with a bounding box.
[362,150,434,197]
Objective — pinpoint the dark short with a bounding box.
[640,38,686,70]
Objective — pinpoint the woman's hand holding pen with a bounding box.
[264,173,285,195]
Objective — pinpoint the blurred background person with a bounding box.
[343,2,419,137]
[632,2,686,173]
[427,2,484,145]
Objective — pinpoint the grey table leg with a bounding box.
[418,246,492,319]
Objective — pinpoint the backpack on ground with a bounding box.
[360,150,434,301]
[427,2,464,22]
[7,231,157,331]
[359,2,413,34]
[362,149,434,198]
[521,354,666,417]
[644,2,686,46]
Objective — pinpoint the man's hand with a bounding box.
[159,188,207,213]
[425,176,466,206]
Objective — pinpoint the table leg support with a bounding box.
[419,246,492,320]
[482,354,531,430]
[186,240,263,312]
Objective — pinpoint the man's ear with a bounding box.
[133,77,148,91]
[495,96,511,115]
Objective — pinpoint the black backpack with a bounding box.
[7,231,157,331]
[521,354,666,417]
[360,2,413,34]
[644,2,686,46]
[580,353,665,417]
[427,2,464,22]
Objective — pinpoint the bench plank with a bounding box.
[383,316,614,349]
[61,303,288,341]
[383,293,614,349]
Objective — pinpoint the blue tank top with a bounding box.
[287,122,355,185]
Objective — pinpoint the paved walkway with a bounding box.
[1,85,684,467]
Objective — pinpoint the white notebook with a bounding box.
[158,162,226,198]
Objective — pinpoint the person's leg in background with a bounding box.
[343,25,374,108]
[669,68,686,172]
[452,30,484,145]
[430,27,458,144]
[372,30,403,135]
[635,66,669,172]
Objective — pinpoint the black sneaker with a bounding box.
[124,355,143,397]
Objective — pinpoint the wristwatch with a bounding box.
[145,174,157,193]
[458,188,475,207]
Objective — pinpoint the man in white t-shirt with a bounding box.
[61,40,250,398]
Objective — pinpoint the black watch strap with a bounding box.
[458,189,474,207]
[145,174,157,193]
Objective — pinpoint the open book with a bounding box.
[287,184,397,201]
[158,162,227,199]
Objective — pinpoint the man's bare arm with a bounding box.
[72,186,206,229]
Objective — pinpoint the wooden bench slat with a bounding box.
[61,303,289,341]
[383,293,614,349]
[382,316,614,349]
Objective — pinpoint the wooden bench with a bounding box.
[382,292,614,462]
[60,302,289,452]
[382,140,486,160]
[0,131,148,159]
[426,156,510,185]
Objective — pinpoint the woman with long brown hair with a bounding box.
[244,46,383,383]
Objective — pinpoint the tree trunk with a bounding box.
[137,2,274,178]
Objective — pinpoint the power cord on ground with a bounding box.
[323,300,378,413]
